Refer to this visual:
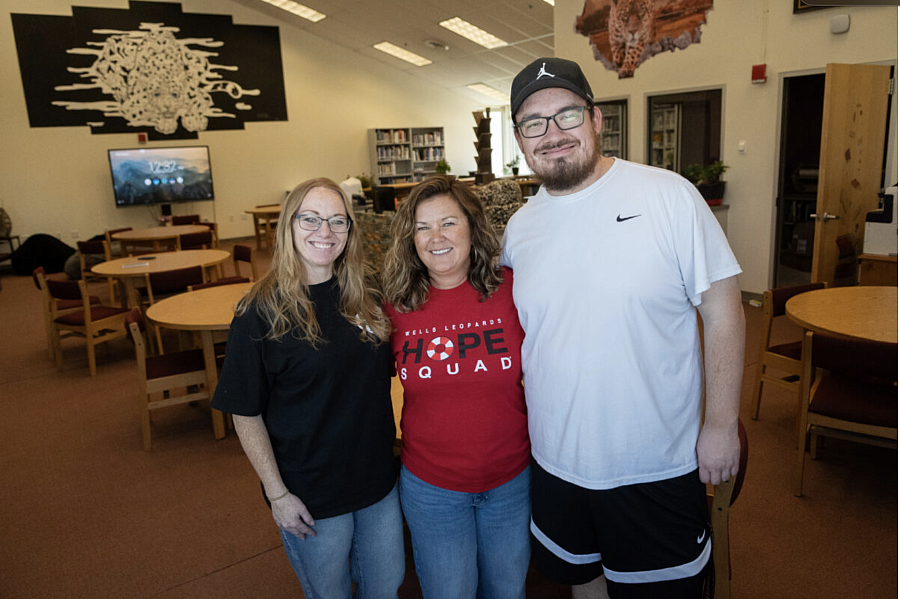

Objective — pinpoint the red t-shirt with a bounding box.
[385,269,530,492]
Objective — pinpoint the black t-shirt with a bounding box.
[212,278,397,519]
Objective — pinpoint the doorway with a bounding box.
[774,73,825,288]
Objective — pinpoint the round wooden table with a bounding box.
[92,249,231,307]
[785,286,898,343]
[146,282,254,440]
[113,224,210,253]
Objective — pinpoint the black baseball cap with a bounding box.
[510,58,594,121]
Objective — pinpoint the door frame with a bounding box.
[769,60,897,290]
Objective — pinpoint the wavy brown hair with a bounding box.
[382,175,502,313]
[237,178,390,344]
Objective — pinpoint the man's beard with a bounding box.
[527,134,602,193]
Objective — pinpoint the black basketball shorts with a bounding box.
[530,459,711,598]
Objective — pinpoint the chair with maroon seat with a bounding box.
[706,418,749,599]
[750,282,826,421]
[41,277,129,376]
[171,214,200,225]
[142,265,206,306]
[76,239,115,302]
[105,227,134,257]
[33,267,101,360]
[232,244,258,281]
[141,266,206,350]
[177,230,213,251]
[795,331,898,497]
[125,308,212,450]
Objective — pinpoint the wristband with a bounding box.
[268,489,290,502]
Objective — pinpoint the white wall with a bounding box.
[553,0,898,294]
[0,0,484,242]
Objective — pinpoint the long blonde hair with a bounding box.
[238,178,390,344]
[382,175,502,313]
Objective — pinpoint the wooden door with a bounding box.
[811,63,892,286]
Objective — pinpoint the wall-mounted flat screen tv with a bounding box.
[108,146,214,207]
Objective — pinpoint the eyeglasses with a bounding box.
[515,105,590,138]
[294,213,352,233]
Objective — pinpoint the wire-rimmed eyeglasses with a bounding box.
[294,213,352,233]
[514,105,590,138]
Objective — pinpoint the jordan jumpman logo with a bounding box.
[536,62,555,79]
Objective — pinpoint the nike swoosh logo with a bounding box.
[697,530,707,544]
[616,214,641,222]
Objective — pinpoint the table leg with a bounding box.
[264,217,275,253]
[200,330,226,440]
[252,216,263,251]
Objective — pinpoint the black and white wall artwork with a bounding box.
[12,1,288,140]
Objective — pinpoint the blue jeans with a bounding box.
[399,464,531,599]
[280,482,405,599]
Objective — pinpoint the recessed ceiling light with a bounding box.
[374,42,433,67]
[543,0,555,5]
[260,0,326,22]
[467,83,509,104]
[439,17,508,49]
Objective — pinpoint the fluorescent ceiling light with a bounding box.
[467,83,509,104]
[260,0,326,23]
[374,42,433,66]
[439,17,508,49]
[543,0,555,5]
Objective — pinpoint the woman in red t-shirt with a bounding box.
[382,175,531,598]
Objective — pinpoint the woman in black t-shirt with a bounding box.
[213,178,404,596]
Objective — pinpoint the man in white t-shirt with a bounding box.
[500,58,745,599]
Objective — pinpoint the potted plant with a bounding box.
[684,160,728,205]
[505,155,521,176]
[435,159,451,175]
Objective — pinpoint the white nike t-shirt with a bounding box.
[501,159,741,489]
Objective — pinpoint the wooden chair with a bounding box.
[171,214,200,225]
[142,266,206,306]
[125,308,212,450]
[750,282,825,421]
[140,266,206,350]
[707,418,749,599]
[232,244,258,281]
[76,239,116,302]
[41,277,129,376]
[200,222,220,249]
[33,267,101,360]
[104,227,133,258]
[795,331,898,497]
[254,204,280,252]
[177,230,213,251]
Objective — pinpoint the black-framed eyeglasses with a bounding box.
[294,213,352,233]
[514,105,590,138]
